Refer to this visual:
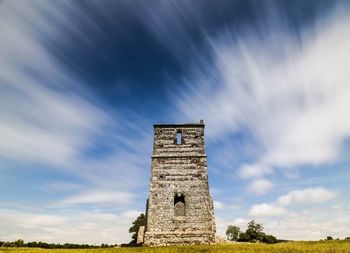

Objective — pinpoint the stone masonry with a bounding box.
[143,120,216,246]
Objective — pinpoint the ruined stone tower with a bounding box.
[143,120,216,246]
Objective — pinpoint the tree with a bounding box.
[262,234,278,244]
[225,220,278,244]
[246,220,264,241]
[238,232,250,242]
[3,242,12,247]
[226,225,240,241]
[14,239,24,247]
[129,213,146,244]
[326,236,333,240]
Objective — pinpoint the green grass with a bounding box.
[1,241,350,253]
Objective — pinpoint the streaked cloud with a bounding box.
[277,187,337,206]
[247,178,274,195]
[42,181,82,192]
[0,209,141,244]
[175,4,350,178]
[0,81,109,167]
[219,202,350,240]
[214,200,240,210]
[0,0,110,167]
[249,187,337,218]
[237,164,273,179]
[0,0,151,243]
[53,190,135,207]
[261,203,350,240]
[215,216,249,236]
[0,0,349,244]
[0,0,152,187]
[249,203,286,217]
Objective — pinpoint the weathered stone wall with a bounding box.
[137,226,145,244]
[144,122,216,246]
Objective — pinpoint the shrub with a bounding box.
[262,234,278,244]
[238,232,251,242]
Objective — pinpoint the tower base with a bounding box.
[144,231,216,246]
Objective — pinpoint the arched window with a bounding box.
[174,193,185,216]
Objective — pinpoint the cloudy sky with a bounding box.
[1,0,350,245]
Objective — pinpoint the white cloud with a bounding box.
[53,190,136,207]
[247,178,274,195]
[42,181,82,192]
[175,5,350,176]
[0,2,151,244]
[0,0,151,190]
[214,201,225,209]
[261,203,350,240]
[1,0,349,244]
[237,164,273,179]
[0,209,141,244]
[249,203,286,217]
[0,1,111,167]
[249,187,337,218]
[231,218,248,227]
[277,187,337,206]
[248,179,273,195]
[214,200,240,210]
[215,216,248,236]
[217,202,350,240]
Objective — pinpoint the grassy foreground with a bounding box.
[1,241,350,253]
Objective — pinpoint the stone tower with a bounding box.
[143,120,216,246]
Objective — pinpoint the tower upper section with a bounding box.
[152,120,206,157]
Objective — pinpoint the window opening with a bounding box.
[177,130,182,144]
[174,193,186,216]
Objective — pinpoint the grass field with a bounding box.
[1,241,350,253]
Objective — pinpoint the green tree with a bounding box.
[326,236,333,240]
[246,220,264,241]
[3,242,12,247]
[262,234,278,244]
[129,213,146,243]
[13,239,24,247]
[238,232,250,242]
[226,225,241,241]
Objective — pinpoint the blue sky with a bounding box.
[1,0,350,244]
